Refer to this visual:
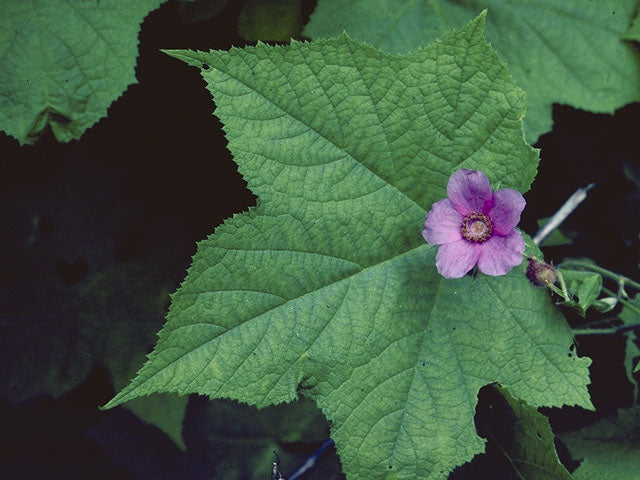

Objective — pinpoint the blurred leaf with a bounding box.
[618,293,640,324]
[183,397,342,479]
[0,161,188,447]
[238,0,302,41]
[536,217,573,247]
[125,395,189,450]
[179,0,229,24]
[562,406,640,480]
[618,293,640,403]
[0,0,165,145]
[304,0,640,142]
[472,385,572,480]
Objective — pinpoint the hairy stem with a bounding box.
[558,259,640,292]
[572,323,640,335]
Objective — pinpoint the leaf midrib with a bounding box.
[109,242,432,406]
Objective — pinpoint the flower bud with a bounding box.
[526,259,557,287]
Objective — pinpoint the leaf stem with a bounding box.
[558,260,640,292]
[547,269,571,302]
[485,432,528,480]
[572,323,640,335]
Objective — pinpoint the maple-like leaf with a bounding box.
[105,14,592,479]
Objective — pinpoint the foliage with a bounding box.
[0,162,190,447]
[536,217,573,247]
[104,14,593,479]
[562,406,640,480]
[619,293,640,400]
[557,269,603,317]
[238,0,303,41]
[183,396,340,479]
[179,0,229,24]
[3,2,640,479]
[304,0,640,142]
[471,385,572,479]
[0,0,165,145]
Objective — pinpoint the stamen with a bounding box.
[461,212,493,243]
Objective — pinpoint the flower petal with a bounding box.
[435,240,481,278]
[477,230,525,276]
[446,169,493,216]
[489,188,526,235]
[423,199,463,245]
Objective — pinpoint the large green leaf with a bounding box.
[304,0,640,142]
[0,0,165,145]
[106,14,592,479]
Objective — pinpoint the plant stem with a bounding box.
[546,269,571,303]
[572,323,640,335]
[558,259,640,292]
[556,269,571,300]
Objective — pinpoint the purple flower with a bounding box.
[423,169,526,278]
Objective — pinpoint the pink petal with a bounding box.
[477,230,525,276]
[435,240,481,278]
[489,188,526,235]
[447,169,493,216]
[423,199,463,245]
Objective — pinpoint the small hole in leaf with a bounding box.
[201,63,210,70]
[388,465,393,470]
[536,431,542,440]
[421,362,426,367]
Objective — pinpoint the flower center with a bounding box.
[461,212,493,243]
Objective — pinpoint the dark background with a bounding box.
[1,1,639,478]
